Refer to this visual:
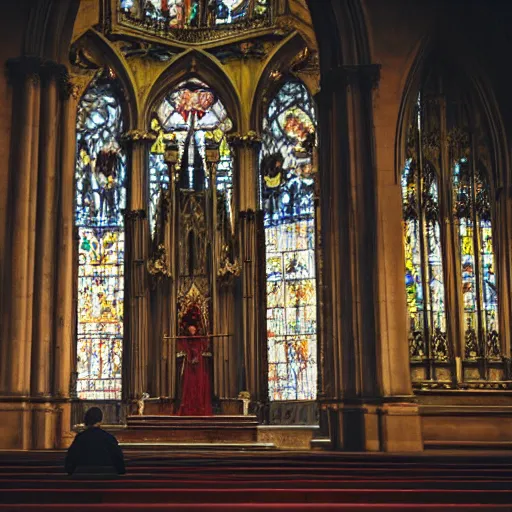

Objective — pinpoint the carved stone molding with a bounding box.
[447,127,471,160]
[6,56,43,85]
[217,258,241,281]
[121,130,157,144]
[60,75,89,101]
[321,64,381,93]
[117,9,271,45]
[227,131,261,148]
[124,209,147,220]
[6,56,75,99]
[39,62,69,85]
[147,243,172,278]
[208,40,268,63]
[70,46,101,70]
[239,208,257,220]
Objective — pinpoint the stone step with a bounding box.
[120,442,276,451]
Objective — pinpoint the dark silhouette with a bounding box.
[65,407,125,476]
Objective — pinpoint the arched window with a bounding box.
[75,69,126,400]
[261,81,318,400]
[402,74,501,387]
[148,78,233,241]
[453,159,499,361]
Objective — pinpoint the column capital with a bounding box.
[227,131,262,149]
[121,129,157,145]
[39,61,68,86]
[124,209,147,221]
[321,64,381,93]
[60,76,83,100]
[6,56,42,85]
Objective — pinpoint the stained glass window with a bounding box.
[120,0,268,29]
[75,70,126,400]
[401,157,448,366]
[453,159,499,360]
[149,78,233,239]
[261,81,317,401]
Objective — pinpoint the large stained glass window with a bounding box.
[120,0,268,30]
[453,159,499,361]
[149,78,233,239]
[401,157,448,374]
[75,69,126,399]
[261,81,317,400]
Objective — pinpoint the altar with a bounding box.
[116,414,262,446]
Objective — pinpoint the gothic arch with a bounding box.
[307,0,370,70]
[395,47,507,194]
[394,36,433,185]
[73,29,139,130]
[396,46,511,386]
[250,32,311,132]
[24,1,79,62]
[145,50,242,133]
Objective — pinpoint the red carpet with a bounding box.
[0,451,511,511]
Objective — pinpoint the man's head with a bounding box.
[84,407,103,427]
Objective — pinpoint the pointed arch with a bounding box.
[145,50,242,132]
[74,67,128,400]
[394,35,433,185]
[260,79,318,401]
[73,29,139,130]
[250,32,311,132]
[397,48,507,386]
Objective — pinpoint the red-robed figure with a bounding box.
[176,305,213,416]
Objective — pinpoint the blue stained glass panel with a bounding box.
[75,72,126,399]
[261,82,317,401]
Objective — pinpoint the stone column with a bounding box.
[498,190,512,375]
[1,57,42,399]
[314,71,349,449]
[30,63,69,450]
[205,144,223,398]
[228,132,266,410]
[31,63,66,398]
[317,65,422,451]
[53,78,80,448]
[122,131,153,404]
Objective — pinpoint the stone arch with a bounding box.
[73,30,139,130]
[394,35,433,185]
[395,44,508,193]
[307,0,371,70]
[24,1,79,62]
[250,32,312,132]
[145,49,242,133]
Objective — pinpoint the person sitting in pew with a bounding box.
[65,407,126,476]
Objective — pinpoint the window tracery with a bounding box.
[261,81,318,401]
[75,69,126,400]
[148,78,233,240]
[402,77,502,388]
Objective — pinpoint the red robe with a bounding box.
[176,336,212,416]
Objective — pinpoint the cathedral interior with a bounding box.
[2,0,512,462]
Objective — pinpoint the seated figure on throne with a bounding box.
[176,305,213,416]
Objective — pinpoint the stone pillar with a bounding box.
[29,63,69,450]
[316,65,422,451]
[31,64,65,399]
[496,188,512,376]
[0,57,42,449]
[53,78,79,448]
[228,132,266,410]
[1,57,42,398]
[121,131,153,404]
